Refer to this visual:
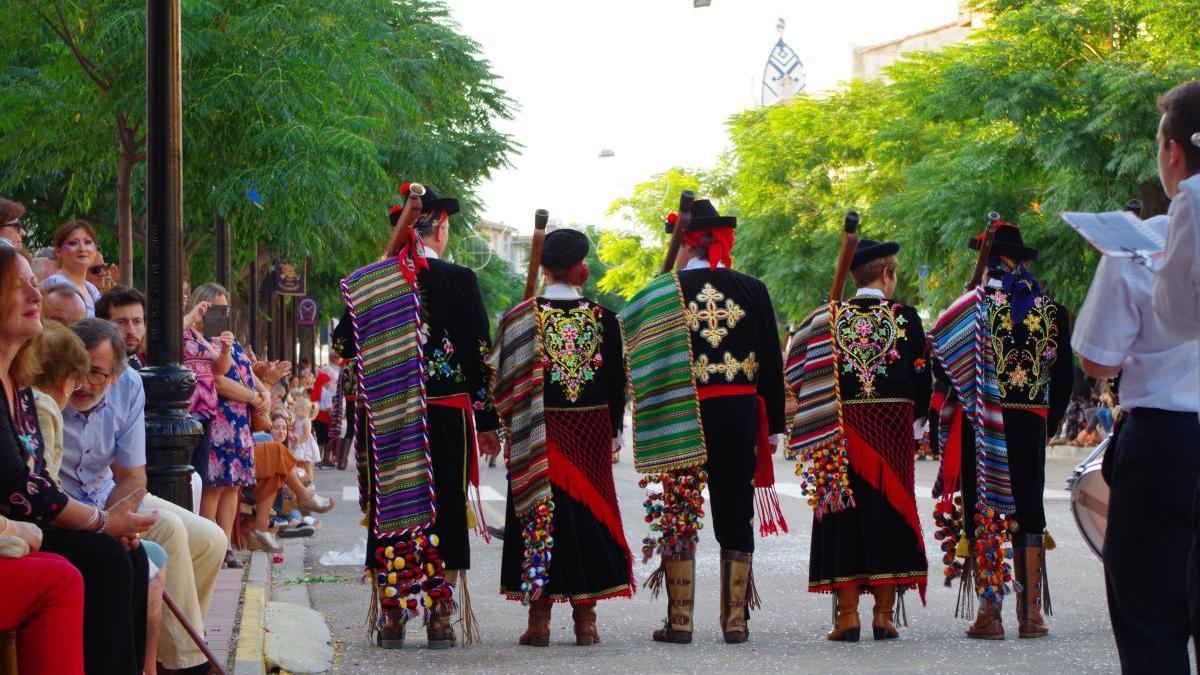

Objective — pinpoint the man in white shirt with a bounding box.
[1074,210,1200,673]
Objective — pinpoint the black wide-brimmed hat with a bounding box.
[850,239,900,269]
[389,184,461,226]
[664,198,737,233]
[968,221,1038,262]
[540,228,590,269]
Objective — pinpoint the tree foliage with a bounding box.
[597,168,702,299]
[0,0,514,321]
[724,0,1200,321]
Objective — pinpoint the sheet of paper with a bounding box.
[1060,211,1165,259]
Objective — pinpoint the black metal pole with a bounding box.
[143,0,200,510]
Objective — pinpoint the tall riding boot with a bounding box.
[966,595,1005,640]
[518,599,553,647]
[719,550,753,644]
[827,587,861,642]
[870,585,899,640]
[652,549,695,644]
[571,600,600,646]
[426,570,458,649]
[1014,532,1050,638]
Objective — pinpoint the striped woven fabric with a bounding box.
[785,304,841,455]
[930,288,1014,513]
[488,299,550,517]
[619,272,707,473]
[342,258,435,537]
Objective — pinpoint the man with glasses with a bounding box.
[60,318,225,675]
[0,197,27,250]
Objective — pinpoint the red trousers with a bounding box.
[0,551,85,675]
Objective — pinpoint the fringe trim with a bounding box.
[895,589,908,628]
[843,424,924,550]
[546,444,632,568]
[747,563,762,611]
[1042,555,1053,617]
[469,484,491,544]
[367,578,380,640]
[754,486,789,537]
[645,557,667,600]
[956,557,974,620]
[457,570,480,646]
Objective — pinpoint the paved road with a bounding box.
[287,434,1118,674]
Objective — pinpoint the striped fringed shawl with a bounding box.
[487,299,549,517]
[619,272,707,473]
[784,304,841,455]
[342,257,435,537]
[930,288,1014,514]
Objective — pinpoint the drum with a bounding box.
[1068,434,1111,560]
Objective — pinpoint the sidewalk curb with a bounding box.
[232,551,271,675]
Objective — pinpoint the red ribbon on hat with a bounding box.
[683,227,735,270]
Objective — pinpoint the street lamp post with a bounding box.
[142,0,201,509]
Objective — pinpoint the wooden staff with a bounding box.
[523,209,550,300]
[828,211,860,302]
[967,212,1000,289]
[659,190,696,274]
[384,182,425,258]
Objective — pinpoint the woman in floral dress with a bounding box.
[188,283,261,567]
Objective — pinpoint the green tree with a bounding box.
[0,0,514,323]
[597,167,702,299]
[724,0,1200,319]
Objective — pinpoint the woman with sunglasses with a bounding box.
[42,220,102,317]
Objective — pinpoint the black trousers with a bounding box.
[701,396,758,554]
[40,529,149,675]
[1105,408,1200,675]
[960,407,1047,535]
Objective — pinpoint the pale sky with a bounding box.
[445,0,960,231]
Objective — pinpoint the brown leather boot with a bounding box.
[1014,533,1050,638]
[571,601,600,646]
[870,585,899,640]
[827,587,861,642]
[375,609,407,649]
[719,550,752,644]
[651,549,695,644]
[966,596,1005,640]
[518,599,553,647]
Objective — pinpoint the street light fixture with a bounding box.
[694,0,712,6]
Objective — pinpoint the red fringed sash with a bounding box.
[698,384,788,537]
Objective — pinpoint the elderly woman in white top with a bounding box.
[41,220,101,317]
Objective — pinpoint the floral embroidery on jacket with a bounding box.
[537,300,604,402]
[986,290,1059,402]
[834,301,906,397]
[426,335,465,383]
